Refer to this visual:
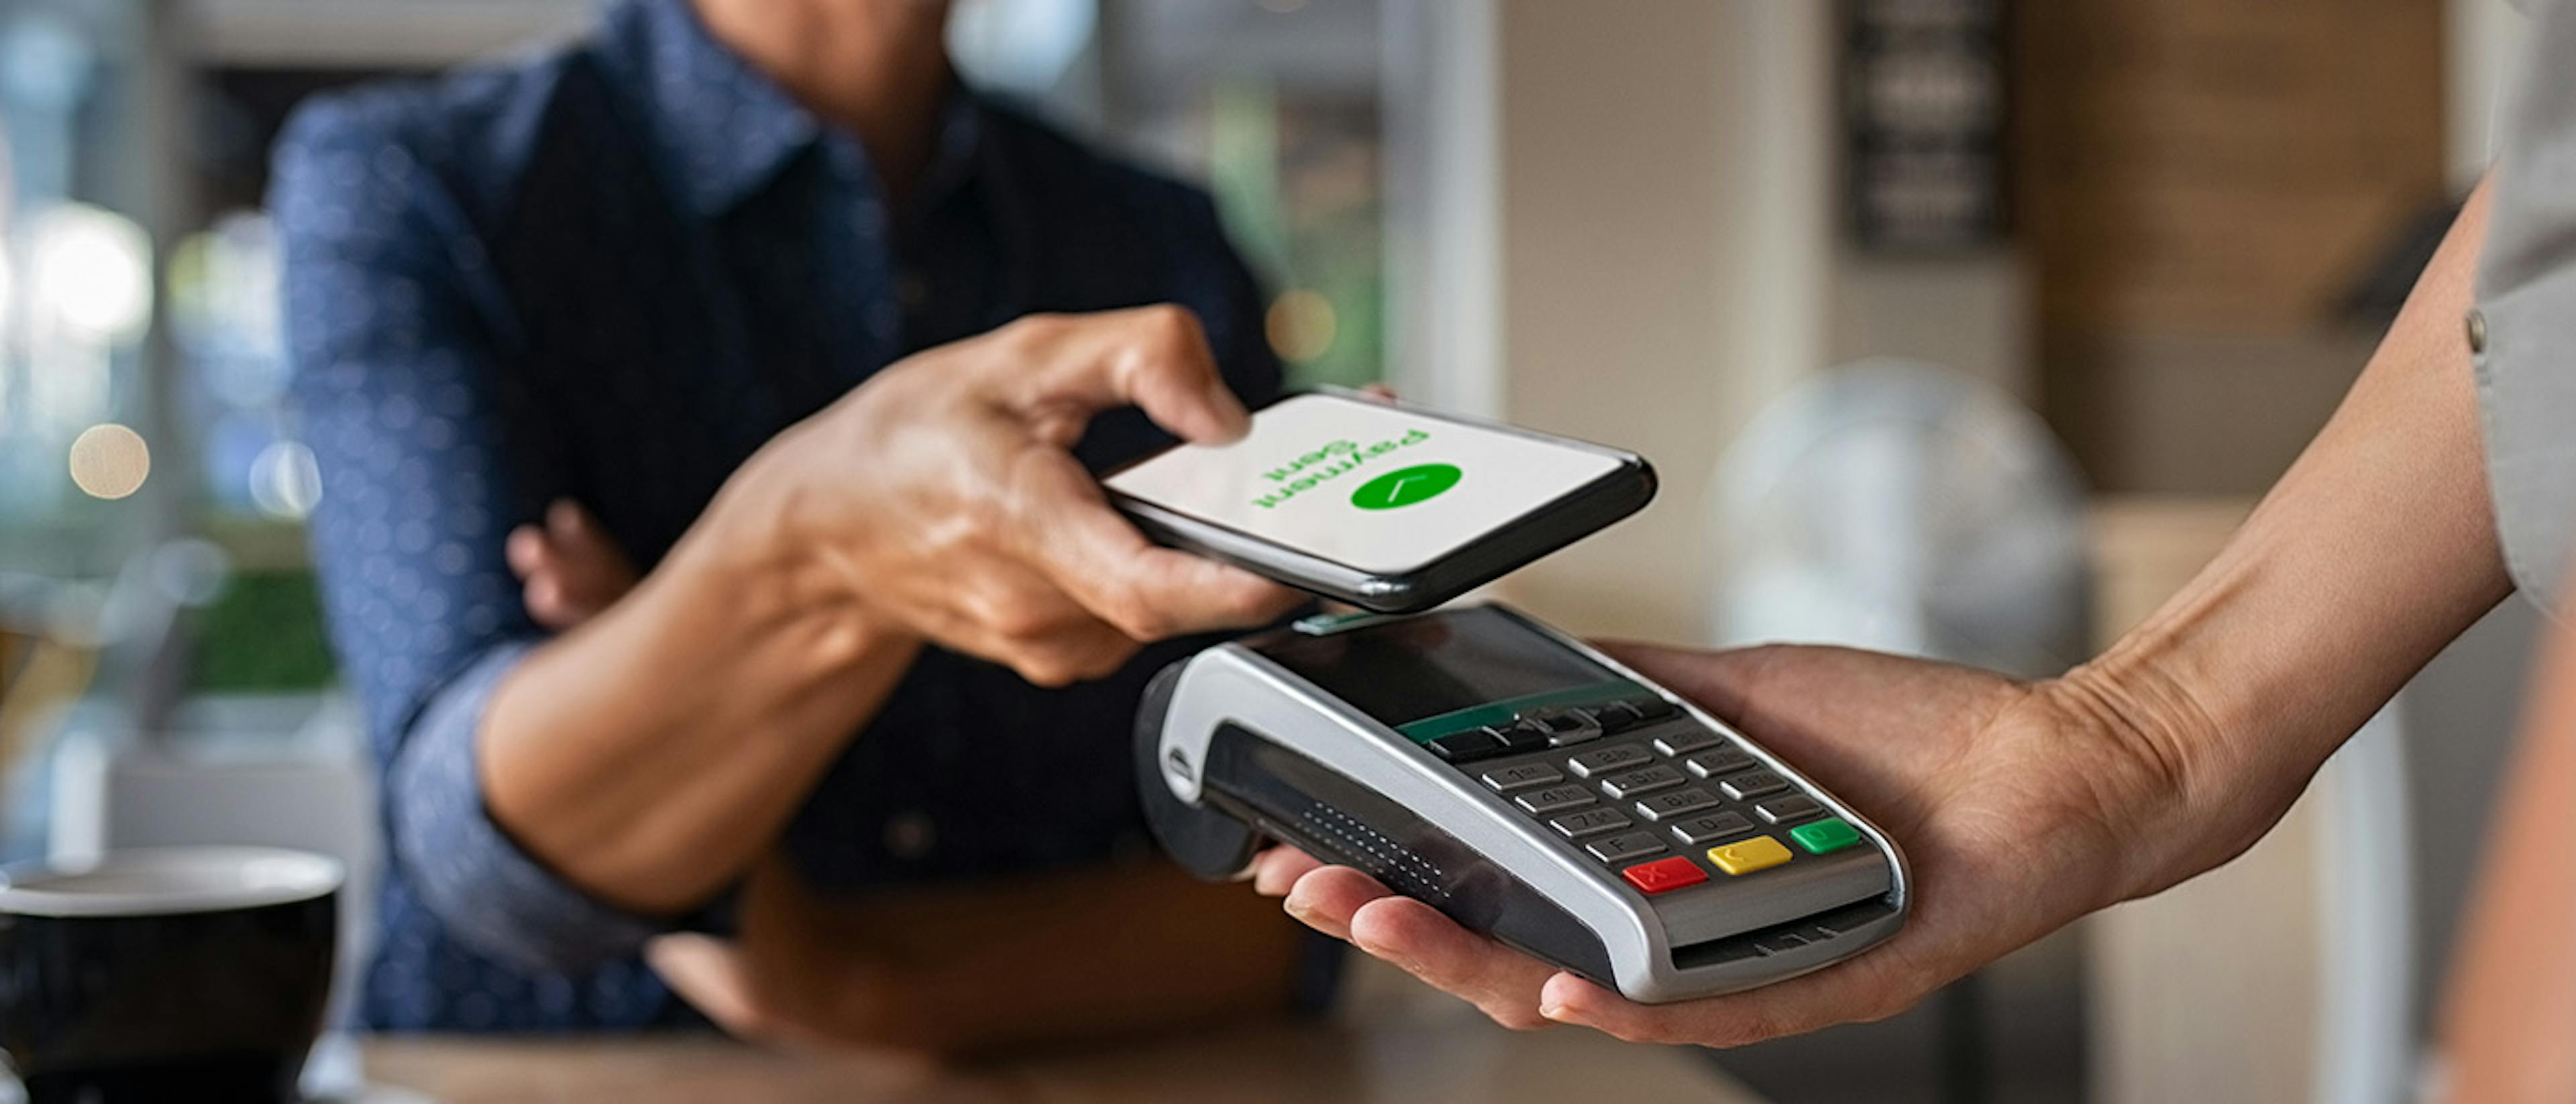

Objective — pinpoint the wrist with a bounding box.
[2052,626,2287,903]
[666,451,910,669]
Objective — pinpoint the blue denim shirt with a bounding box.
[273,0,1283,1030]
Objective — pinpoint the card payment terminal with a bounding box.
[1137,604,1909,1003]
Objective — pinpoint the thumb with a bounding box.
[1599,641,1784,721]
[1005,305,1250,445]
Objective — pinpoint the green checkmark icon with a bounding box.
[1352,463,1461,510]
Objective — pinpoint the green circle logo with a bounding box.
[1352,463,1461,510]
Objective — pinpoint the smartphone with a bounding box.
[1104,390,1657,613]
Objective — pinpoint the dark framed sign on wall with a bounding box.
[1841,0,2008,253]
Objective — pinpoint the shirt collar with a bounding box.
[598,0,989,219]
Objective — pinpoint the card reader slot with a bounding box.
[1668,896,1898,971]
[1197,722,1622,986]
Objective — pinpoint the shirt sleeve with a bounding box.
[274,95,678,971]
[2477,0,2576,615]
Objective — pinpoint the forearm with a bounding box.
[481,486,920,915]
[2075,181,2509,894]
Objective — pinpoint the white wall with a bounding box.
[1390,1,2034,643]
[1474,0,1835,643]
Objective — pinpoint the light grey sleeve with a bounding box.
[2476,0,2576,612]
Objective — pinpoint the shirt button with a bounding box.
[897,271,930,311]
[884,810,938,859]
[2466,307,2488,353]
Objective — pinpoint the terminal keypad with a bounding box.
[1429,695,1860,899]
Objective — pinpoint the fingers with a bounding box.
[1251,847,1326,897]
[644,934,771,1040]
[1008,452,1305,641]
[506,499,643,630]
[1273,862,1933,1044]
[505,525,548,582]
[1538,972,1717,1045]
[934,553,1142,686]
[1346,895,1562,1031]
[1281,864,1392,941]
[1000,306,1251,445]
[1279,864,1558,1031]
[1596,641,1783,722]
[545,500,641,595]
[1598,641,2004,795]
[1540,943,1927,1048]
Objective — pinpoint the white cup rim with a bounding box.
[0,846,344,918]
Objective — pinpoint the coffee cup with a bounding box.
[0,846,341,1103]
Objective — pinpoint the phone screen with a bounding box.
[1104,393,1628,575]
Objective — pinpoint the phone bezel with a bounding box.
[1103,389,1658,613]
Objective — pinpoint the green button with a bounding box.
[1789,818,1861,855]
[1352,463,1462,510]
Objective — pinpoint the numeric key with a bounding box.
[1632,787,1722,822]
[1718,771,1790,801]
[1598,765,1686,799]
[1568,744,1654,778]
[1684,747,1756,778]
[1515,785,1599,816]
[1550,808,1633,840]
[1668,812,1756,846]
[1481,763,1565,794]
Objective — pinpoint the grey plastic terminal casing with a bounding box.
[1140,604,1911,1003]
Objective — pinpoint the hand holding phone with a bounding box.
[1105,391,1656,612]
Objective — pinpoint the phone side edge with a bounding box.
[1111,495,1385,607]
[1362,454,1660,612]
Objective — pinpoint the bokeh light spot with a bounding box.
[67,423,150,499]
[1266,288,1338,363]
[30,203,154,343]
[248,439,322,520]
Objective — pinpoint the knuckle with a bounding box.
[1104,593,1171,641]
[983,599,1058,645]
[1012,654,1079,688]
[1136,305,1208,360]
[1139,302,1199,339]
[1018,634,1124,688]
[1226,580,1291,622]
[996,312,1059,343]
[965,494,1024,549]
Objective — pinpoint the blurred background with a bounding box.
[0,1,2536,1102]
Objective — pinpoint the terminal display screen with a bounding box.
[1256,607,1623,728]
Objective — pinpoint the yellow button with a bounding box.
[1707,836,1792,875]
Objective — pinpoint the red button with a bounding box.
[1620,856,1709,894]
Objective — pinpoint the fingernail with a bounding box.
[1348,934,1418,975]
[1538,1000,1568,1021]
